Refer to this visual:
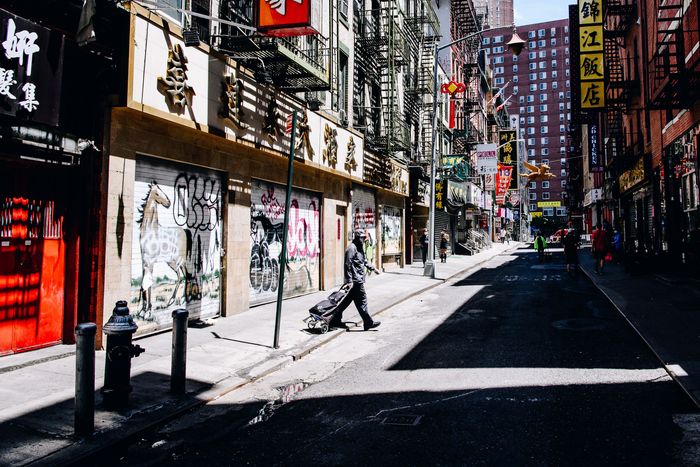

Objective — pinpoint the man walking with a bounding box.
[591,223,607,274]
[329,229,381,331]
[534,232,546,262]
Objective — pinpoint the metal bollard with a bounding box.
[75,322,97,437]
[171,309,189,394]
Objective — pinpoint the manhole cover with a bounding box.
[381,414,422,426]
[551,318,608,331]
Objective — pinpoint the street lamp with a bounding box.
[424,27,526,277]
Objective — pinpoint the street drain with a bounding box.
[381,414,422,426]
[551,318,608,331]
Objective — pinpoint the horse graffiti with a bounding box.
[250,180,320,305]
[130,160,222,329]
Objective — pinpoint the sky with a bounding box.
[514,0,573,27]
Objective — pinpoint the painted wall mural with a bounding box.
[130,157,222,330]
[352,186,376,265]
[382,206,402,255]
[250,179,320,306]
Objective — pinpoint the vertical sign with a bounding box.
[476,143,498,174]
[435,180,445,210]
[498,130,519,189]
[589,123,603,172]
[578,0,605,109]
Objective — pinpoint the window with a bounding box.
[529,73,537,80]
[513,86,519,95]
[551,27,557,36]
[540,115,548,123]
[529,193,537,200]
[559,103,565,110]
[538,29,546,37]
[529,62,537,70]
[539,61,547,69]
[513,76,519,83]
[539,71,547,79]
[560,169,567,176]
[540,104,548,111]
[561,180,567,187]
[538,40,546,47]
[519,106,525,114]
[568,113,571,120]
[495,77,505,85]
[540,94,548,102]
[530,204,537,211]
[519,96,525,104]
[550,38,557,46]
[539,51,547,58]
[560,146,566,154]
[560,157,567,165]
[338,51,349,115]
[556,207,567,217]
[541,138,549,145]
[565,47,570,56]
[528,148,536,156]
[530,83,537,91]
[564,26,569,33]
[564,35,569,44]
[494,56,505,64]
[528,31,536,39]
[542,148,549,155]
[482,37,491,45]
[559,113,565,121]
[559,136,566,144]
[529,51,537,60]
[513,65,519,73]
[528,127,535,135]
[529,40,537,49]
[542,181,550,188]
[541,126,548,134]
[520,116,525,125]
[527,95,535,102]
[340,0,349,19]
[513,55,519,62]
[566,80,571,89]
[567,102,571,109]
[494,66,504,74]
[494,35,503,43]
[552,50,557,58]
[552,82,558,89]
[559,124,566,132]
[551,60,557,68]
[493,46,505,54]
[559,92,565,100]
[542,158,550,165]
[543,207,554,216]
[539,83,547,90]
[159,0,184,23]
[530,181,537,189]
[542,192,551,200]
[566,69,571,77]
[527,138,536,145]
[527,106,535,113]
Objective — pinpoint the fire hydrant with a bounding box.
[102,300,145,407]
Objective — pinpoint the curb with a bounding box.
[29,244,520,466]
[579,263,700,410]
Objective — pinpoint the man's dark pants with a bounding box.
[332,282,374,328]
[421,246,428,264]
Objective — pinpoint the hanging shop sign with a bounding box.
[583,187,602,206]
[495,164,513,206]
[435,179,446,210]
[484,173,496,191]
[0,9,64,126]
[578,0,605,109]
[447,180,467,208]
[388,160,409,196]
[531,211,543,218]
[498,131,519,189]
[258,0,322,36]
[589,122,603,173]
[477,143,498,174]
[618,157,645,194]
[441,155,464,168]
[537,201,561,208]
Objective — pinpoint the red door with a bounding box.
[0,197,64,355]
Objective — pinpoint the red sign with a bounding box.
[285,113,294,134]
[258,0,320,36]
[496,164,513,206]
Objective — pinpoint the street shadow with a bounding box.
[390,248,663,371]
[211,332,273,349]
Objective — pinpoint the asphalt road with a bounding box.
[107,247,698,466]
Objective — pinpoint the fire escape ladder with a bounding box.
[604,33,624,166]
[648,0,687,107]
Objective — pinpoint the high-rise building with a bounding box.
[482,19,571,222]
[474,0,514,29]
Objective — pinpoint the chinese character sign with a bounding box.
[476,143,498,174]
[578,0,605,109]
[435,180,445,210]
[0,9,63,125]
[498,131,519,190]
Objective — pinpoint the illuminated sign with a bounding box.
[578,0,605,109]
[258,0,321,36]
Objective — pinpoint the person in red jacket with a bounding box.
[591,223,607,275]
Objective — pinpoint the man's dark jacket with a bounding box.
[345,240,374,284]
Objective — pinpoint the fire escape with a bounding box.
[604,0,637,172]
[356,1,412,161]
[214,0,334,92]
[404,0,440,165]
[648,0,700,108]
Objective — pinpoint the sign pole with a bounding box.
[273,111,297,349]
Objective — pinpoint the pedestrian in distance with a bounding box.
[500,229,506,244]
[505,230,511,245]
[534,232,546,262]
[329,229,381,331]
[591,223,607,274]
[562,227,580,277]
[439,230,449,263]
[612,227,623,264]
[419,228,429,265]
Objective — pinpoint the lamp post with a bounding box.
[424,27,525,277]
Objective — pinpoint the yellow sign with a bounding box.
[580,53,605,81]
[537,201,561,208]
[531,212,543,218]
[579,0,602,25]
[581,81,605,109]
[580,25,603,52]
[619,157,645,193]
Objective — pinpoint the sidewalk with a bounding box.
[0,242,518,466]
[577,248,700,409]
